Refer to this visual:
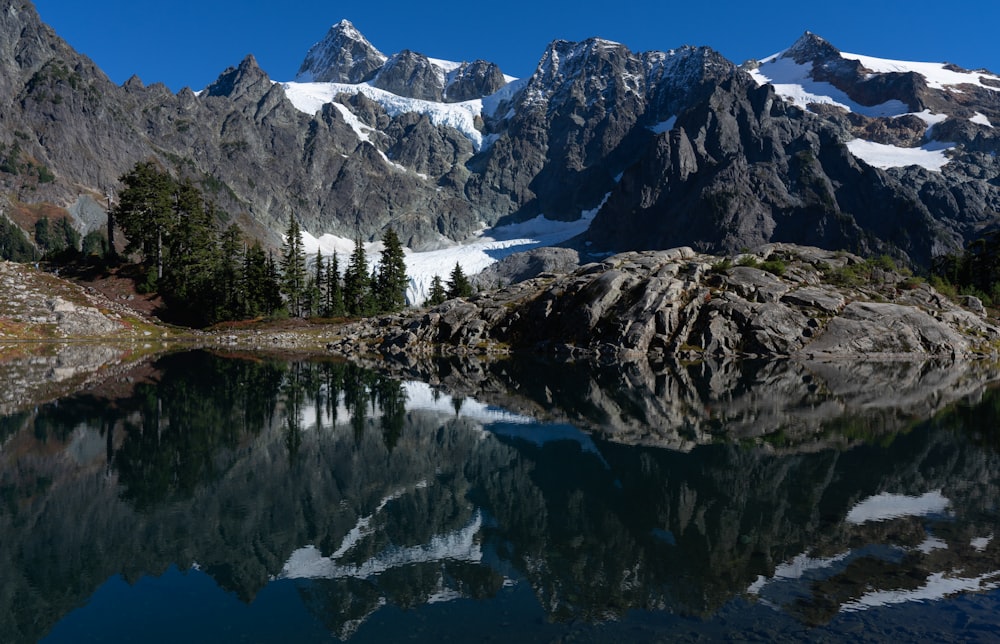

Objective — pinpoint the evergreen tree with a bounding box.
[159,180,224,325]
[326,251,344,317]
[57,217,80,254]
[112,161,175,279]
[245,242,283,317]
[343,237,371,316]
[265,252,284,313]
[279,215,307,317]
[428,275,447,305]
[446,262,473,298]
[34,216,80,258]
[81,230,108,257]
[373,227,408,313]
[34,217,53,252]
[0,214,38,262]
[242,242,272,317]
[218,223,243,320]
[313,249,326,316]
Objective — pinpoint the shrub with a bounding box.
[710,257,733,272]
[760,259,786,276]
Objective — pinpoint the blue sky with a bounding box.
[32,0,1000,92]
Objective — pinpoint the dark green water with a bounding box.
[2,350,1000,642]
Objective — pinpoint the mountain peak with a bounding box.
[783,31,841,64]
[295,19,386,83]
[205,54,271,99]
[332,19,363,41]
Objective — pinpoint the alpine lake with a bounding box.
[4,346,1000,642]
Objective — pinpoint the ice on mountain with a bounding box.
[749,57,909,117]
[847,139,955,172]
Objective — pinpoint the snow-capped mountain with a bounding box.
[295,19,508,104]
[1,2,999,277]
[295,19,387,84]
[746,32,999,171]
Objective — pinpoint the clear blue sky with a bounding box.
[32,0,1000,92]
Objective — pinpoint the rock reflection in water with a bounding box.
[1,351,999,641]
[375,354,1000,451]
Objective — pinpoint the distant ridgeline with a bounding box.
[0,4,999,294]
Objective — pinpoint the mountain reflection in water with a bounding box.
[0,350,998,642]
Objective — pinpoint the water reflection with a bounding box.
[0,351,998,641]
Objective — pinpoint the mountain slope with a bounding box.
[584,33,1000,265]
[1,4,999,271]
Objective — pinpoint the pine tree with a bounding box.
[446,262,473,298]
[113,161,175,279]
[313,249,326,316]
[34,217,53,253]
[280,215,307,317]
[343,237,371,316]
[159,180,224,326]
[0,214,39,262]
[218,224,243,320]
[242,242,270,317]
[373,227,408,313]
[428,275,447,305]
[326,251,344,317]
[264,251,284,314]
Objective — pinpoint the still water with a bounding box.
[2,350,1000,642]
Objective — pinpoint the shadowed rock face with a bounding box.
[330,244,999,362]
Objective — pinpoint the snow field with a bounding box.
[298,204,599,306]
[281,80,490,150]
[846,139,955,172]
[749,50,1000,172]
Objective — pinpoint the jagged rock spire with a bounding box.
[204,54,271,100]
[782,31,841,64]
[295,19,387,83]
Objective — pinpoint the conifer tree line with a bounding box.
[112,161,283,326]
[279,216,410,318]
[110,160,415,326]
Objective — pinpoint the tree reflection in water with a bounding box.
[0,351,999,642]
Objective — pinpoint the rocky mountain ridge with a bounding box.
[0,2,998,267]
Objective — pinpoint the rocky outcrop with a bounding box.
[372,50,447,102]
[473,246,580,289]
[0,260,165,340]
[328,244,1000,361]
[444,60,507,102]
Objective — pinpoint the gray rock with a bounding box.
[475,247,580,289]
[331,245,999,361]
[801,301,969,358]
